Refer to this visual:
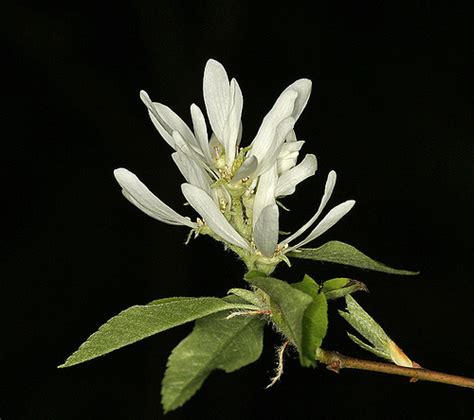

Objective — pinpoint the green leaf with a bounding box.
[338,295,391,360]
[291,275,328,367]
[227,288,265,307]
[341,297,415,367]
[347,333,389,360]
[59,297,258,368]
[288,240,419,275]
[322,278,369,300]
[246,275,313,354]
[162,311,265,412]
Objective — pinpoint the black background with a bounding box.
[2,1,473,419]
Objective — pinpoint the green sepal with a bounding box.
[59,297,258,368]
[288,240,419,275]
[161,301,265,413]
[291,275,328,367]
[245,275,313,356]
[322,278,369,300]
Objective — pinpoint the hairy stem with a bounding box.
[316,349,474,389]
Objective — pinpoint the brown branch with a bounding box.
[316,349,474,389]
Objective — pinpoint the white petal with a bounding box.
[280,170,337,245]
[252,165,278,228]
[224,78,243,167]
[190,104,212,164]
[181,183,250,250]
[140,91,175,148]
[275,154,317,197]
[114,168,196,228]
[256,117,296,175]
[283,79,312,121]
[172,151,212,194]
[278,151,299,174]
[254,204,279,257]
[140,90,201,153]
[286,200,355,251]
[277,139,305,174]
[285,129,297,144]
[279,139,305,156]
[146,111,174,148]
[232,155,258,182]
[250,89,297,170]
[172,131,209,170]
[236,121,243,146]
[203,59,230,142]
[153,102,198,149]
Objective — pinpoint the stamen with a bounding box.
[219,198,228,212]
[184,230,194,245]
[275,243,289,253]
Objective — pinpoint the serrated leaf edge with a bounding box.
[59,297,258,368]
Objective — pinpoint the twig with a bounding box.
[316,349,474,389]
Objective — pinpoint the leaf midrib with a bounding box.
[62,298,258,367]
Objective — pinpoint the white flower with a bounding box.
[114,59,355,272]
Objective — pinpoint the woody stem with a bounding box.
[316,348,474,389]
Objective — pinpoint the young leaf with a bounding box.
[321,277,350,291]
[59,297,258,368]
[339,295,390,357]
[291,275,328,367]
[227,288,265,307]
[288,240,419,275]
[322,278,368,300]
[162,311,265,412]
[245,275,313,355]
[339,295,414,367]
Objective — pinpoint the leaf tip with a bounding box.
[57,357,75,369]
[161,402,174,415]
[57,357,79,369]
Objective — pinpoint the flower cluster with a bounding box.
[114,59,355,273]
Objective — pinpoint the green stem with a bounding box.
[316,348,474,389]
[231,195,250,239]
